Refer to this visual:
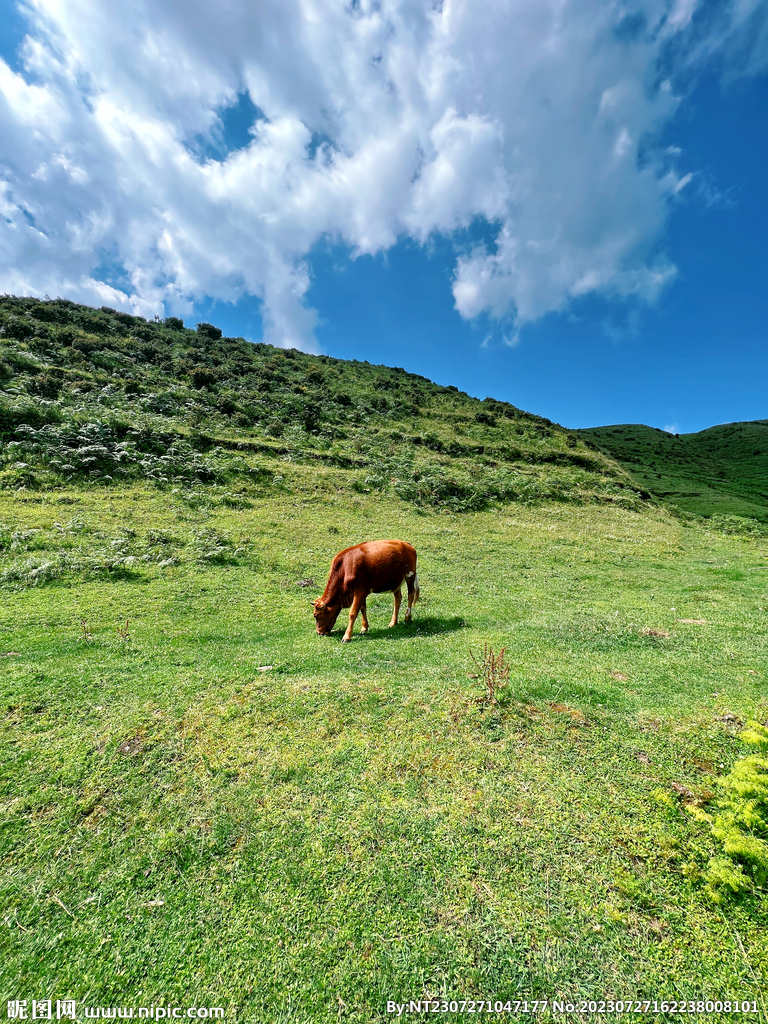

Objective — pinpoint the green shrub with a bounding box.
[190,366,220,389]
[196,322,222,341]
[700,722,768,898]
[0,316,34,340]
[216,395,238,416]
[28,373,63,399]
[0,400,62,438]
[707,514,766,537]
[475,411,496,426]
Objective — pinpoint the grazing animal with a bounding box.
[313,539,419,642]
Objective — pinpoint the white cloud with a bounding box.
[667,0,699,32]
[0,0,765,349]
[673,172,694,194]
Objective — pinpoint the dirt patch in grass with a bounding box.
[549,702,590,725]
[117,733,143,756]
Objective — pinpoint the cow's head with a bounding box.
[312,598,340,635]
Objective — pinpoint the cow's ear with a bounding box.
[313,598,325,610]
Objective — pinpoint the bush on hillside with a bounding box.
[706,514,766,537]
[0,419,265,487]
[196,322,223,340]
[689,722,768,899]
[0,315,34,340]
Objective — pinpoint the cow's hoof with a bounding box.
[341,635,351,643]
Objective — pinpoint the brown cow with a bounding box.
[313,539,419,642]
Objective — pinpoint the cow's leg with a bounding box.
[360,598,369,634]
[342,592,364,643]
[405,574,416,622]
[389,586,402,628]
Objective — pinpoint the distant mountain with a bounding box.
[578,421,768,523]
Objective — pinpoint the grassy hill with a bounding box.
[579,422,768,525]
[1,296,767,1020]
[0,295,641,514]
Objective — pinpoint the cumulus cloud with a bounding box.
[0,0,766,348]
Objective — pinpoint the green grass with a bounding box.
[2,483,767,1022]
[2,296,768,1020]
[579,422,768,524]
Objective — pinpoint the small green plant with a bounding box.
[470,643,510,705]
[696,722,768,898]
[191,527,236,564]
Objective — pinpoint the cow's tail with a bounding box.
[412,571,420,604]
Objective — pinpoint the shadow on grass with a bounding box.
[357,614,468,640]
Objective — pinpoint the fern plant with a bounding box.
[694,722,768,898]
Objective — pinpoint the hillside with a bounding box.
[0,294,640,511]
[2,296,768,1016]
[579,422,768,524]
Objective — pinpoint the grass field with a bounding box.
[2,479,767,1022]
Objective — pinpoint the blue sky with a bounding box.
[1,0,766,433]
[297,69,768,433]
